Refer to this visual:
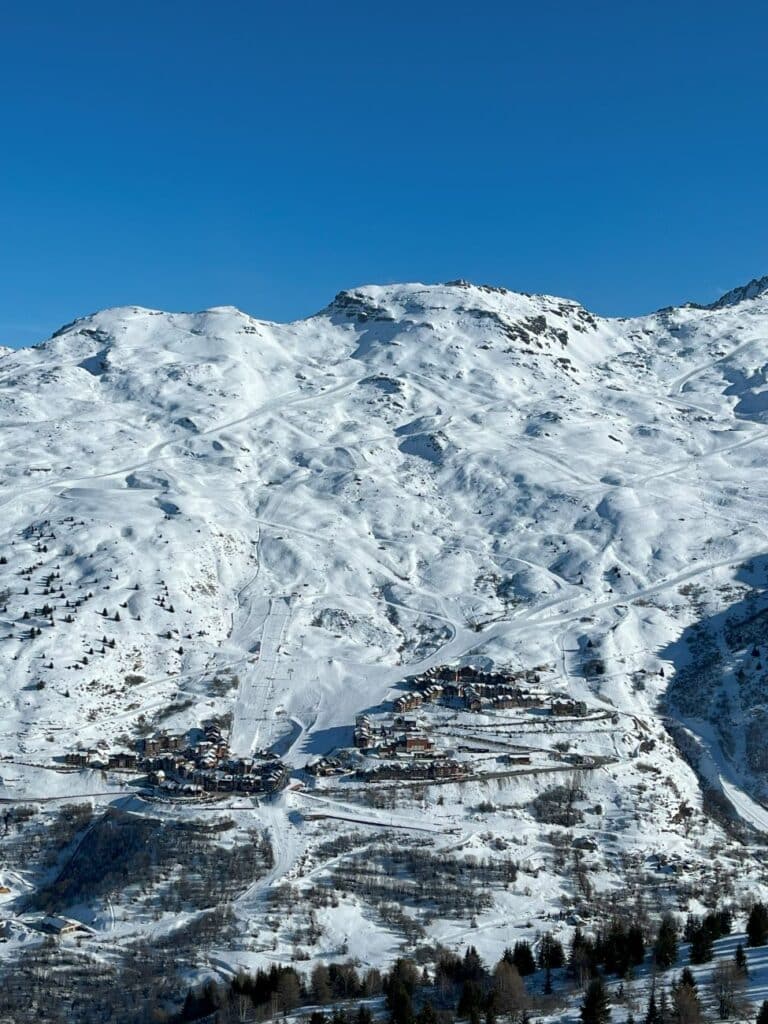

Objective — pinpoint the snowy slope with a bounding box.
[2,279,768,971]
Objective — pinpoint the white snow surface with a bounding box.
[2,279,768,970]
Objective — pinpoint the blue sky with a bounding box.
[1,1,767,347]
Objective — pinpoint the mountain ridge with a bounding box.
[25,272,768,357]
[1,275,768,975]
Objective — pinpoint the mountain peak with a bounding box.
[708,274,768,309]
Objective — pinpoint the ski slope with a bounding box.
[230,596,292,756]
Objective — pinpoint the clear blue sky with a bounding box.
[1,1,767,347]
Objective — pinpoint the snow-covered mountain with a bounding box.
[2,278,768,978]
[705,275,768,309]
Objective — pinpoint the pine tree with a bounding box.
[539,933,565,969]
[569,926,591,985]
[702,912,725,941]
[458,980,483,1019]
[604,922,631,977]
[388,984,413,1024]
[580,977,611,1024]
[689,926,713,964]
[756,1000,768,1024]
[747,903,768,947]
[645,991,661,1024]
[683,915,699,942]
[511,940,537,976]
[716,908,733,936]
[655,914,679,969]
[539,932,564,994]
[735,943,748,976]
[463,946,485,983]
[312,964,332,1004]
[628,924,646,966]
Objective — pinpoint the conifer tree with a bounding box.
[570,927,593,986]
[511,940,536,976]
[628,924,646,966]
[747,903,768,947]
[735,943,748,976]
[539,932,564,994]
[539,933,565,969]
[581,977,611,1024]
[716,908,733,936]
[457,980,483,1019]
[655,915,678,969]
[388,983,413,1024]
[463,946,485,983]
[689,926,713,964]
[645,991,660,1024]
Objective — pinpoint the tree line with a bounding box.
[176,901,768,1024]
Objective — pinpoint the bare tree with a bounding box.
[493,960,527,1015]
[672,984,702,1024]
[710,960,749,1020]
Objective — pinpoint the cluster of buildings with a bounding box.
[63,721,289,798]
[393,682,547,715]
[347,707,463,785]
[393,664,589,718]
[417,663,547,687]
[356,757,465,783]
[354,713,434,755]
[335,663,593,788]
[300,661,595,793]
[551,695,588,717]
[305,755,348,778]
